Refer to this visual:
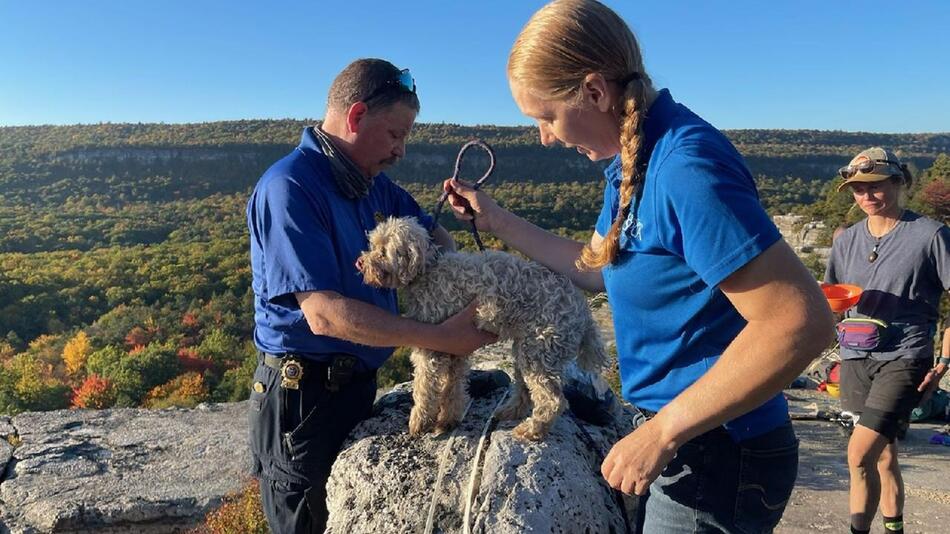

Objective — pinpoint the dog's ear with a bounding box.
[390,217,430,286]
[396,247,422,286]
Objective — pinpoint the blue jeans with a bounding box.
[635,413,799,533]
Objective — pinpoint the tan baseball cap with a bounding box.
[837,147,904,192]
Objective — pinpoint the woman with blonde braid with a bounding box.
[443,1,833,531]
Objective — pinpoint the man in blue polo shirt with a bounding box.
[246,58,496,533]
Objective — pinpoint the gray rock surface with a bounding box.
[0,402,249,534]
[0,442,11,487]
[325,372,638,534]
[781,389,950,533]
[0,417,13,478]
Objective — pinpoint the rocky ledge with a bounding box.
[0,368,634,533]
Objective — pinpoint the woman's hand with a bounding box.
[442,178,504,233]
[917,361,948,406]
[601,416,679,495]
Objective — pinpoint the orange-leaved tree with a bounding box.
[71,374,116,409]
[189,479,267,534]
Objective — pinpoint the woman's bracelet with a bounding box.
[939,356,950,366]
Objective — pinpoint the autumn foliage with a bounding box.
[63,331,92,377]
[178,348,216,374]
[919,180,950,222]
[71,374,115,409]
[144,372,209,409]
[190,479,268,534]
[125,324,160,351]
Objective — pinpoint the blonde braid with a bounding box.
[507,0,654,268]
[577,77,646,270]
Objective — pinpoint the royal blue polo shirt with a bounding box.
[595,89,788,441]
[247,127,434,370]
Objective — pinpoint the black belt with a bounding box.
[633,406,734,443]
[260,352,375,391]
[261,353,321,372]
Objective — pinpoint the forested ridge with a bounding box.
[1,120,948,415]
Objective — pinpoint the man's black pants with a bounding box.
[248,356,376,533]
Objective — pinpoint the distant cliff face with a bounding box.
[4,121,947,207]
[35,142,938,190]
[45,142,607,189]
[774,214,831,259]
[54,146,268,165]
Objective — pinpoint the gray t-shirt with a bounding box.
[825,210,950,361]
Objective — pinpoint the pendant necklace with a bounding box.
[868,238,882,263]
[868,210,903,263]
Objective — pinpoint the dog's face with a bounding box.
[356,216,435,289]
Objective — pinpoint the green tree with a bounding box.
[86,343,180,406]
[0,353,70,414]
[196,328,241,365]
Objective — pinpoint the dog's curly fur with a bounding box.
[357,216,607,441]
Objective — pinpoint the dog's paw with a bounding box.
[512,420,547,442]
[434,414,461,435]
[433,422,457,436]
[495,401,530,421]
[408,410,431,435]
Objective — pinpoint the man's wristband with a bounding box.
[938,356,950,366]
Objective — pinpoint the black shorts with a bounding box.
[840,357,931,441]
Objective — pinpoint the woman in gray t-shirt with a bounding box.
[825,147,950,534]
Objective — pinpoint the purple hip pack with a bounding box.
[836,317,891,351]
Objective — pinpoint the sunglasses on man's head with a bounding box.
[838,158,902,180]
[363,68,416,103]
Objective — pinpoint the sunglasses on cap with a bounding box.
[838,157,903,180]
[363,68,416,103]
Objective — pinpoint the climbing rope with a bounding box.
[432,139,496,251]
[462,389,509,534]
[423,397,475,534]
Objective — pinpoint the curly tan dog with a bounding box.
[356,216,606,441]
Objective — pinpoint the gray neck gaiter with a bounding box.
[312,126,373,199]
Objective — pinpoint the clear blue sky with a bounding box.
[2,0,948,132]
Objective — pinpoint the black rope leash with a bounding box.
[432,139,496,251]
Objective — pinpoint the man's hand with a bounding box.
[601,416,679,495]
[296,291,495,356]
[436,300,498,356]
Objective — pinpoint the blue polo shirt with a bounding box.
[596,89,788,441]
[247,127,434,370]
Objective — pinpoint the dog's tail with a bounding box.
[577,317,608,374]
